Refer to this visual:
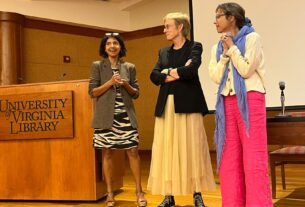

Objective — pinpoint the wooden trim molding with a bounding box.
[25,18,106,38]
[0,11,163,40]
[122,25,164,40]
[0,11,24,85]
[0,11,25,24]
[25,18,164,40]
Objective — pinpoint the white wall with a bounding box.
[129,0,189,30]
[0,0,130,31]
[193,0,305,109]
[0,0,189,31]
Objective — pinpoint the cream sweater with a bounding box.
[209,32,266,96]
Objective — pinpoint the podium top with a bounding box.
[268,112,305,122]
[0,79,89,88]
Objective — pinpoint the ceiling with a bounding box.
[30,0,151,10]
[31,0,140,2]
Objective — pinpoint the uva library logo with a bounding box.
[0,91,74,140]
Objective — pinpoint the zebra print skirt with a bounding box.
[93,89,139,149]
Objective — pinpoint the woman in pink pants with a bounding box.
[209,2,273,207]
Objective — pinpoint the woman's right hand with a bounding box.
[165,75,177,83]
[111,72,123,85]
[221,32,233,53]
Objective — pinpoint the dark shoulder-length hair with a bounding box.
[216,2,246,29]
[99,33,127,58]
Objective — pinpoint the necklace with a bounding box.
[111,64,118,69]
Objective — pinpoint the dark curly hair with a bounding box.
[216,2,249,29]
[99,33,127,58]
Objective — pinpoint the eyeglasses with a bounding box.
[164,23,176,30]
[215,14,226,20]
[105,32,119,37]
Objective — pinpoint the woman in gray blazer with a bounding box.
[88,33,146,207]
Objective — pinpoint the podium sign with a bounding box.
[0,91,73,140]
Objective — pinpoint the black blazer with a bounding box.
[150,40,209,117]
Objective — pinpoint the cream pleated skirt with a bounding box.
[147,95,216,195]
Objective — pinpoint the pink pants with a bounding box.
[219,92,273,207]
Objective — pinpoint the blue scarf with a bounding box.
[215,24,255,171]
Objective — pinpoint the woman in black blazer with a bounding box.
[147,12,216,207]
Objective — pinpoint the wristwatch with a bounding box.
[167,68,172,76]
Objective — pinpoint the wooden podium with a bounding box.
[0,80,124,200]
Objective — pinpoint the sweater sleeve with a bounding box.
[208,44,230,84]
[226,32,264,78]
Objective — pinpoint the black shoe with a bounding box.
[193,192,206,207]
[158,195,175,207]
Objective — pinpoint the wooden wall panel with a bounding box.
[22,29,100,83]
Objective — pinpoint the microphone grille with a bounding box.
[279,81,285,90]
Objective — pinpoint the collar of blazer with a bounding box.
[101,58,128,80]
[101,58,125,70]
[168,39,190,52]
[102,58,124,65]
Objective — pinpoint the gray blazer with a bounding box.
[88,58,139,130]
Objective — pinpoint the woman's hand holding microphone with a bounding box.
[111,71,125,86]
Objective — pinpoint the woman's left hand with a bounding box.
[221,32,234,49]
[161,68,179,81]
[168,69,179,79]
[119,79,127,86]
[161,69,169,74]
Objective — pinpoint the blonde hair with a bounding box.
[163,12,191,37]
